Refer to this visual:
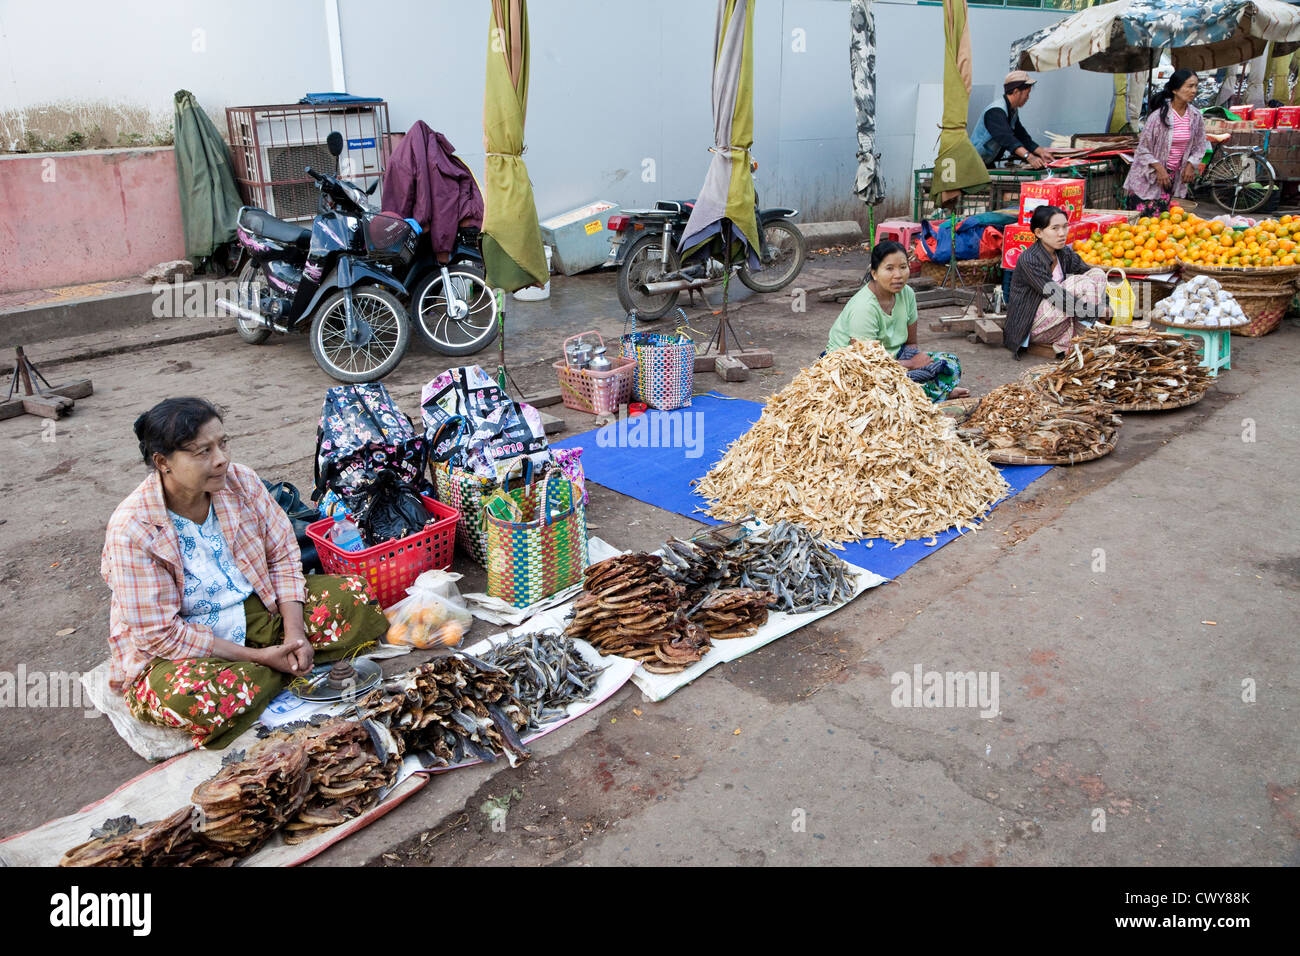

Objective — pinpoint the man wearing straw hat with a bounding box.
[971,71,1057,169]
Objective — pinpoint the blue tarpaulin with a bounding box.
[552,394,1051,581]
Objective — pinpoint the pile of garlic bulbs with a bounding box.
[1150,275,1249,327]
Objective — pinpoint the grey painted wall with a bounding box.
[340,0,1115,222]
[1,0,1117,220]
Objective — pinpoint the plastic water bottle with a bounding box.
[329,509,365,552]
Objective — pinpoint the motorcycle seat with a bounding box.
[654,200,696,214]
[239,207,311,247]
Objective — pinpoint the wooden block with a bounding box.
[1025,343,1058,359]
[0,399,25,421]
[22,394,74,418]
[930,317,980,333]
[521,388,562,408]
[733,349,773,369]
[816,284,862,302]
[975,318,1003,344]
[713,355,750,382]
[537,410,566,435]
[694,353,716,373]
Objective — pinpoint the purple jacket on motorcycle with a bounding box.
[381,121,484,260]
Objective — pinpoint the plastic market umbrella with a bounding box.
[679,0,760,266]
[930,0,989,208]
[481,0,547,294]
[173,90,242,263]
[1010,0,1300,75]
[851,0,885,244]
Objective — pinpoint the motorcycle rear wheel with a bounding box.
[309,287,410,383]
[738,220,807,293]
[617,233,681,320]
[233,261,272,345]
[412,263,499,356]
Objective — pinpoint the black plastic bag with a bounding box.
[355,472,430,547]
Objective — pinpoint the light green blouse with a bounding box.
[826,283,917,354]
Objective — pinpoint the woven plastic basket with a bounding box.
[1177,259,1300,337]
[553,331,636,415]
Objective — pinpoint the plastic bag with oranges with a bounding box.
[382,570,473,649]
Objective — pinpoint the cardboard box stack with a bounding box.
[1001,177,1091,269]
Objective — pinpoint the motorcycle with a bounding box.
[606,189,807,320]
[399,224,499,357]
[222,132,416,382]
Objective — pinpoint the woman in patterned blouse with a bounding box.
[1123,71,1209,208]
[101,397,387,748]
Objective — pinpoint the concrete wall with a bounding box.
[0,148,185,292]
[0,0,1118,290]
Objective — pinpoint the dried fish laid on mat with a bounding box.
[662,519,859,614]
[361,657,530,768]
[478,629,608,733]
[1036,326,1211,408]
[695,339,1009,544]
[959,383,1121,459]
[59,816,148,867]
[136,805,236,867]
[190,739,312,854]
[276,718,402,845]
[565,554,712,675]
[689,588,777,639]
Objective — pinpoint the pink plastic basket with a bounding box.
[305,495,458,608]
[553,331,636,415]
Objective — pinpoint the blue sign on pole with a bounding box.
[347,137,376,149]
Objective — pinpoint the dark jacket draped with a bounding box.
[381,121,484,259]
[1005,240,1090,354]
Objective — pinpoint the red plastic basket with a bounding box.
[305,495,459,608]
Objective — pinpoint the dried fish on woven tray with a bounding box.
[565,554,712,674]
[1036,326,1211,408]
[662,519,859,614]
[189,739,312,854]
[478,629,608,733]
[958,383,1121,459]
[695,339,1009,543]
[360,656,530,768]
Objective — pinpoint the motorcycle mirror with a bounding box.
[326,131,344,157]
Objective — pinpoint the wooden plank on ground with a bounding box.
[537,410,566,435]
[975,318,1004,345]
[521,388,562,409]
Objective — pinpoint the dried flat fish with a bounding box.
[695,340,1009,543]
[1036,326,1211,407]
[959,383,1120,459]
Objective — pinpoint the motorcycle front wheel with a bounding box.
[738,220,807,293]
[309,287,410,383]
[233,260,272,345]
[617,233,681,320]
[412,264,499,356]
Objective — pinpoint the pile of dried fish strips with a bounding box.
[959,383,1121,459]
[360,657,530,768]
[278,719,402,844]
[695,340,1009,543]
[689,588,777,639]
[565,554,712,674]
[479,630,607,734]
[190,739,312,854]
[662,520,858,614]
[1037,326,1211,407]
[59,808,236,868]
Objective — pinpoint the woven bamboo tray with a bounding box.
[916,256,1002,285]
[1176,259,1300,337]
[935,397,1116,465]
[1020,361,1208,412]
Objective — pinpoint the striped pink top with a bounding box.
[1168,108,1192,170]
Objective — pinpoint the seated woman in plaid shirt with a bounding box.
[101,397,387,749]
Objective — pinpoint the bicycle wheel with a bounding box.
[1206,153,1276,214]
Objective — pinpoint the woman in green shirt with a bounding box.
[826,241,967,401]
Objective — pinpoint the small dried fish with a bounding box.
[1036,326,1211,407]
[959,383,1121,459]
[479,629,608,733]
[695,340,1009,543]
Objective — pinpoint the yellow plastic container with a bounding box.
[1106,268,1135,325]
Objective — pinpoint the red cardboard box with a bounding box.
[1276,106,1300,128]
[1254,107,1278,129]
[1235,104,1255,121]
[1003,219,1096,270]
[1080,212,1126,236]
[1018,177,1086,225]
